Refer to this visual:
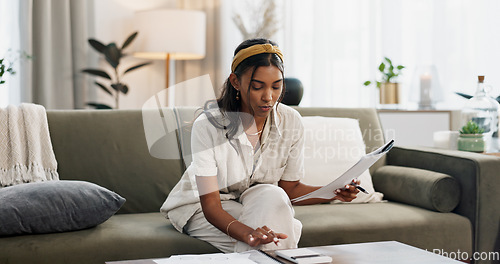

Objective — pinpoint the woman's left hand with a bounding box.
[333,179,360,202]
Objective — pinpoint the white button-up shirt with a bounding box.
[161,104,305,232]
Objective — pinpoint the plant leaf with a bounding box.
[455,92,473,99]
[88,39,106,53]
[122,84,129,94]
[123,62,152,74]
[82,69,112,80]
[94,81,113,95]
[111,83,128,94]
[104,43,121,68]
[397,65,405,70]
[378,62,385,72]
[122,32,138,50]
[363,81,371,86]
[87,102,113,109]
[111,83,121,92]
[384,57,392,65]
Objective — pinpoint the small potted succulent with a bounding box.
[458,121,486,152]
[363,57,405,104]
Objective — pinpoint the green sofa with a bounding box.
[0,107,497,264]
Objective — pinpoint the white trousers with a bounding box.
[184,184,302,253]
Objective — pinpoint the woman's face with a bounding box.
[231,65,283,119]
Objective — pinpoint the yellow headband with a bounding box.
[231,44,284,72]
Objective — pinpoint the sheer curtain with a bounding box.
[19,0,94,109]
[2,0,95,109]
[0,0,21,107]
[280,0,500,108]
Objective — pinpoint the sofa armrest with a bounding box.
[372,165,460,213]
[386,146,500,258]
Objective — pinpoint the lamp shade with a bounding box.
[133,9,206,60]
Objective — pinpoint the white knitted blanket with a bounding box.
[0,103,59,187]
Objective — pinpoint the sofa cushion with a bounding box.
[293,107,386,174]
[372,166,460,213]
[301,116,383,203]
[295,202,472,257]
[47,110,185,214]
[0,213,219,264]
[0,180,125,236]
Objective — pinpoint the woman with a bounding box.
[161,38,359,253]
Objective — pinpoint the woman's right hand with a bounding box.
[246,225,288,247]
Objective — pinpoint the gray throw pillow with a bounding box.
[0,180,125,236]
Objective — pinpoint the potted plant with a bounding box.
[363,57,405,104]
[458,121,486,152]
[82,32,152,109]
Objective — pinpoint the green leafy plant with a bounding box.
[460,121,485,134]
[82,32,152,109]
[0,50,32,85]
[0,58,15,85]
[363,57,405,88]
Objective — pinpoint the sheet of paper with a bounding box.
[153,252,256,264]
[291,139,394,203]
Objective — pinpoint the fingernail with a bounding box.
[345,185,350,189]
[249,236,254,241]
[262,235,267,239]
[273,237,279,242]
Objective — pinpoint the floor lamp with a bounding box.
[134,9,206,106]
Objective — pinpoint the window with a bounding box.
[231,0,500,108]
[0,0,20,107]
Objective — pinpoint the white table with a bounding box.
[107,241,464,264]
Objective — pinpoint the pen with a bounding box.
[381,139,395,153]
[351,183,369,194]
[292,254,322,259]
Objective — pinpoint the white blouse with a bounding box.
[160,104,305,232]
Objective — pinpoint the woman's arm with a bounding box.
[196,176,287,246]
[278,179,359,206]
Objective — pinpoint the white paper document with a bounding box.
[153,252,256,264]
[291,139,394,203]
[153,250,285,264]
